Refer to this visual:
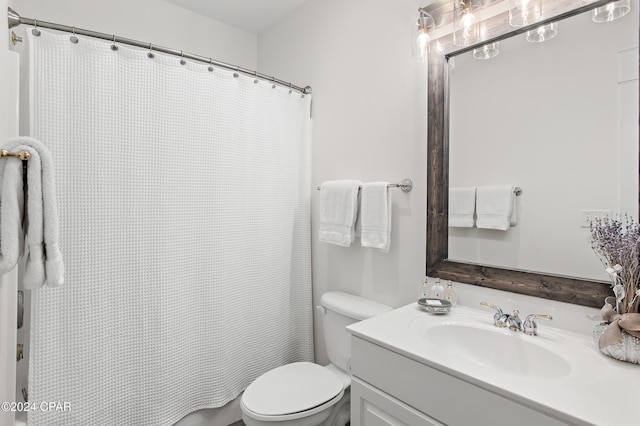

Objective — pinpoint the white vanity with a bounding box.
[347,284,640,426]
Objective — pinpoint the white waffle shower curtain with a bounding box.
[25,30,312,426]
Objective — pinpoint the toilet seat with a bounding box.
[241,362,344,422]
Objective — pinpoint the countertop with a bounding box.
[347,302,640,426]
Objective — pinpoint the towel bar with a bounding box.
[317,178,413,193]
[0,149,31,160]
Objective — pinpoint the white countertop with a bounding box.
[347,302,640,426]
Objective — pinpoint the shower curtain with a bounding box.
[25,30,313,426]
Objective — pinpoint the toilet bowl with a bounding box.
[240,291,392,426]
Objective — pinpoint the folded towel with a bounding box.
[318,180,361,247]
[360,182,392,252]
[0,157,25,272]
[476,185,518,231]
[449,187,476,227]
[0,137,64,288]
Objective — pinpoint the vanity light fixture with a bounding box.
[413,8,435,62]
[472,42,500,59]
[526,22,558,42]
[509,0,542,27]
[591,0,630,23]
[453,0,481,47]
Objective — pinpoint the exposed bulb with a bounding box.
[454,1,480,46]
[460,11,477,29]
[415,30,430,60]
[412,12,434,62]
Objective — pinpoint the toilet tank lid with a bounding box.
[321,291,392,321]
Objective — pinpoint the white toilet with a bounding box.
[241,291,392,426]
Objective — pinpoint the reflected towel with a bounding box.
[319,180,361,247]
[360,182,391,252]
[476,185,518,231]
[449,187,476,228]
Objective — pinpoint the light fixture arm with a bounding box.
[416,8,435,30]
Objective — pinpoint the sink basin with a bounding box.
[411,321,572,379]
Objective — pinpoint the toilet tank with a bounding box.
[320,291,392,372]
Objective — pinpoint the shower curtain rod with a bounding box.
[7,7,312,95]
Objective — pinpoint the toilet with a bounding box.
[241,291,392,426]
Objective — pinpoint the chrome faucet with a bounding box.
[506,309,522,331]
[480,302,552,336]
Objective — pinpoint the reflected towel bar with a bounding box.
[0,149,31,160]
[317,178,413,193]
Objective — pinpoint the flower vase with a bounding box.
[593,321,640,364]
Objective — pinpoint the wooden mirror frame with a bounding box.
[425,1,638,308]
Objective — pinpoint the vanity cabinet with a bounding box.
[351,378,444,426]
[350,336,567,426]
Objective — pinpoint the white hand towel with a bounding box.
[1,137,64,288]
[0,158,25,272]
[449,187,476,227]
[360,182,392,252]
[319,180,362,247]
[476,185,518,231]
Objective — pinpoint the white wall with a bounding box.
[10,0,258,70]
[258,0,429,364]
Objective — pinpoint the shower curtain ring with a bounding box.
[254,71,259,84]
[147,43,154,59]
[111,35,118,51]
[288,83,293,94]
[70,27,78,44]
[233,66,239,78]
[272,77,276,89]
[32,19,41,36]
[208,58,214,72]
[180,51,186,65]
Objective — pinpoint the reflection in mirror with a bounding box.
[426,0,639,307]
[448,8,638,283]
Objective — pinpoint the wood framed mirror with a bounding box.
[425,0,638,308]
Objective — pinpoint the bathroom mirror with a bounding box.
[426,0,638,307]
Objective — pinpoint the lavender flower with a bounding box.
[589,215,640,314]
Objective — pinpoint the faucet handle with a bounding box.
[480,302,508,328]
[523,314,553,336]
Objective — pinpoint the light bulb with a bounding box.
[460,12,477,29]
[416,30,430,54]
[412,12,434,62]
[453,1,480,46]
[509,0,542,27]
